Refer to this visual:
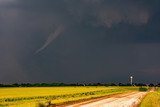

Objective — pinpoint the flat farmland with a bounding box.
[0,86,139,107]
[140,87,160,107]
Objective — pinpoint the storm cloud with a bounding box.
[0,0,160,84]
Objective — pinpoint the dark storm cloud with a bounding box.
[64,0,151,27]
[0,0,160,83]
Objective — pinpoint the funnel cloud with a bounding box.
[35,25,64,54]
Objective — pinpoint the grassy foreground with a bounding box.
[140,88,160,107]
[0,86,139,107]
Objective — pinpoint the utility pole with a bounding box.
[130,76,133,85]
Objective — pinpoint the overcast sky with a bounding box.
[0,0,160,84]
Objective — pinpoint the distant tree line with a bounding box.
[0,83,159,87]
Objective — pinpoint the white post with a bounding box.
[130,76,133,85]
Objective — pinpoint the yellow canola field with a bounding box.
[0,86,139,107]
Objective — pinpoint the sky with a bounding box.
[0,0,160,84]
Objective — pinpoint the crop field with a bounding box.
[140,88,160,107]
[0,86,139,107]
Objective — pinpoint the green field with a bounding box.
[0,86,139,107]
[140,88,160,107]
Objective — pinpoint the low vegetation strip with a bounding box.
[140,92,160,107]
[0,86,139,107]
[140,88,160,107]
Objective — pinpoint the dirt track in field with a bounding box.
[65,92,147,107]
